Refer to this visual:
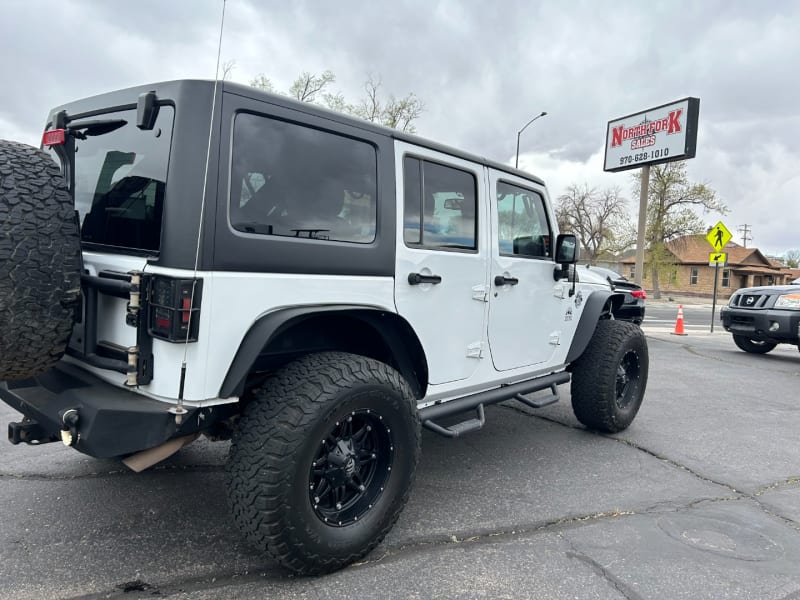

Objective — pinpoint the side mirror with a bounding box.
[553,234,579,281]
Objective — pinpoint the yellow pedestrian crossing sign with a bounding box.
[708,252,727,267]
[706,221,732,251]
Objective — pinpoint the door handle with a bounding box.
[494,275,519,286]
[408,272,443,285]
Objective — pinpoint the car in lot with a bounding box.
[720,284,800,353]
[580,265,646,324]
[0,80,649,575]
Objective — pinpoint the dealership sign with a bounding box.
[603,97,700,172]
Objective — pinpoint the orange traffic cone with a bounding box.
[671,304,687,336]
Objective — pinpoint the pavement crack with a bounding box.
[354,509,640,568]
[562,534,645,600]
[753,476,800,496]
[498,402,739,494]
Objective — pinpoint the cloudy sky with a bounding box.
[2,0,797,256]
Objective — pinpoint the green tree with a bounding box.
[555,184,633,264]
[633,161,727,298]
[249,71,424,133]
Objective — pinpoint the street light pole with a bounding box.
[515,111,548,169]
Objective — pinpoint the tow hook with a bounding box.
[59,409,80,447]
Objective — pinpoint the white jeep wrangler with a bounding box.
[0,80,648,574]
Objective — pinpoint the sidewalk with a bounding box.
[645,293,724,308]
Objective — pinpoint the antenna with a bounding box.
[172,0,227,425]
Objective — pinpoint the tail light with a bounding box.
[42,129,66,147]
[148,276,202,342]
[631,289,647,300]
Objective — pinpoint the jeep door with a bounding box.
[486,170,568,370]
[393,142,489,385]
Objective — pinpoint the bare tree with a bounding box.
[632,161,727,298]
[353,75,383,123]
[249,73,275,93]
[247,70,424,132]
[382,93,424,133]
[556,184,632,263]
[353,75,424,133]
[288,70,336,103]
[784,249,800,268]
[221,59,236,81]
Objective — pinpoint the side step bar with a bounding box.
[420,372,570,438]
[514,383,560,409]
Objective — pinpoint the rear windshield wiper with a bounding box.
[68,119,127,139]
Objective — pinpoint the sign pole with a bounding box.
[710,261,719,333]
[634,164,649,286]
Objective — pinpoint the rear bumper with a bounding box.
[1,363,231,458]
[720,307,800,344]
[614,302,645,324]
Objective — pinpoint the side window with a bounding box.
[403,157,477,251]
[230,113,377,243]
[690,267,699,285]
[496,181,551,258]
[721,268,730,287]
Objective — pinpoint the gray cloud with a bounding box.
[1,0,797,254]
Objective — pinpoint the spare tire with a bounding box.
[0,139,81,381]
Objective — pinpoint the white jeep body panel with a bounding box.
[392,141,597,408]
[75,250,395,405]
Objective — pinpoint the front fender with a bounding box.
[564,290,624,365]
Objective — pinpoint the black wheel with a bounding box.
[570,320,649,433]
[226,352,420,575]
[0,140,81,381]
[732,335,776,354]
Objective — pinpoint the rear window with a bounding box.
[58,106,174,254]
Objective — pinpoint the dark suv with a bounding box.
[720,284,800,353]
[580,265,646,324]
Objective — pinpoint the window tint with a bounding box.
[403,157,477,250]
[65,106,174,253]
[496,181,551,258]
[230,113,377,243]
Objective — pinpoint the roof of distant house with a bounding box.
[620,234,778,271]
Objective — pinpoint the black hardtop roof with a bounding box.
[49,79,546,188]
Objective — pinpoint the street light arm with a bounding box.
[515,111,547,169]
[518,111,548,136]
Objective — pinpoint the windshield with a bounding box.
[52,106,174,254]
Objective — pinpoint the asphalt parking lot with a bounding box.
[2,316,799,599]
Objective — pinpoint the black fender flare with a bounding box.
[218,305,428,399]
[564,290,624,365]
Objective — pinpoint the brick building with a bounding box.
[620,235,795,298]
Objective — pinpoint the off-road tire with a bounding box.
[570,320,648,433]
[732,335,776,354]
[226,351,421,575]
[0,140,81,381]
